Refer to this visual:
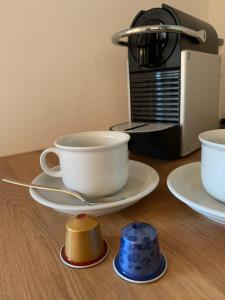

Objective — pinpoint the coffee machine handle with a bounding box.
[111,24,206,46]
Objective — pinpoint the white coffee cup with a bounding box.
[40,131,130,197]
[199,129,225,203]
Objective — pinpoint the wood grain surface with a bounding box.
[1,150,225,300]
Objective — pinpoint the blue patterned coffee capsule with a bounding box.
[113,222,167,283]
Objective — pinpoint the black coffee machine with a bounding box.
[111,4,221,159]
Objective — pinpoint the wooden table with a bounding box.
[1,150,225,300]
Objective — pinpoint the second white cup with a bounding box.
[40,131,130,197]
[199,129,225,203]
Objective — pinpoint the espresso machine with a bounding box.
[111,4,221,159]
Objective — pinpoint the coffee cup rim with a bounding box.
[54,131,130,151]
[199,129,225,150]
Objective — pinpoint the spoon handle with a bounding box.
[1,178,91,205]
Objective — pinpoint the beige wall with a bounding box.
[0,0,209,157]
[208,0,225,119]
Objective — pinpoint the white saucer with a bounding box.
[167,162,225,224]
[29,160,159,216]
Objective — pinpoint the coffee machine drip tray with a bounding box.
[111,122,177,133]
[111,122,180,159]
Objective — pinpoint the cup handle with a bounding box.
[40,147,62,177]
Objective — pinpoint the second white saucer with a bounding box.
[167,162,225,224]
[29,160,159,216]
